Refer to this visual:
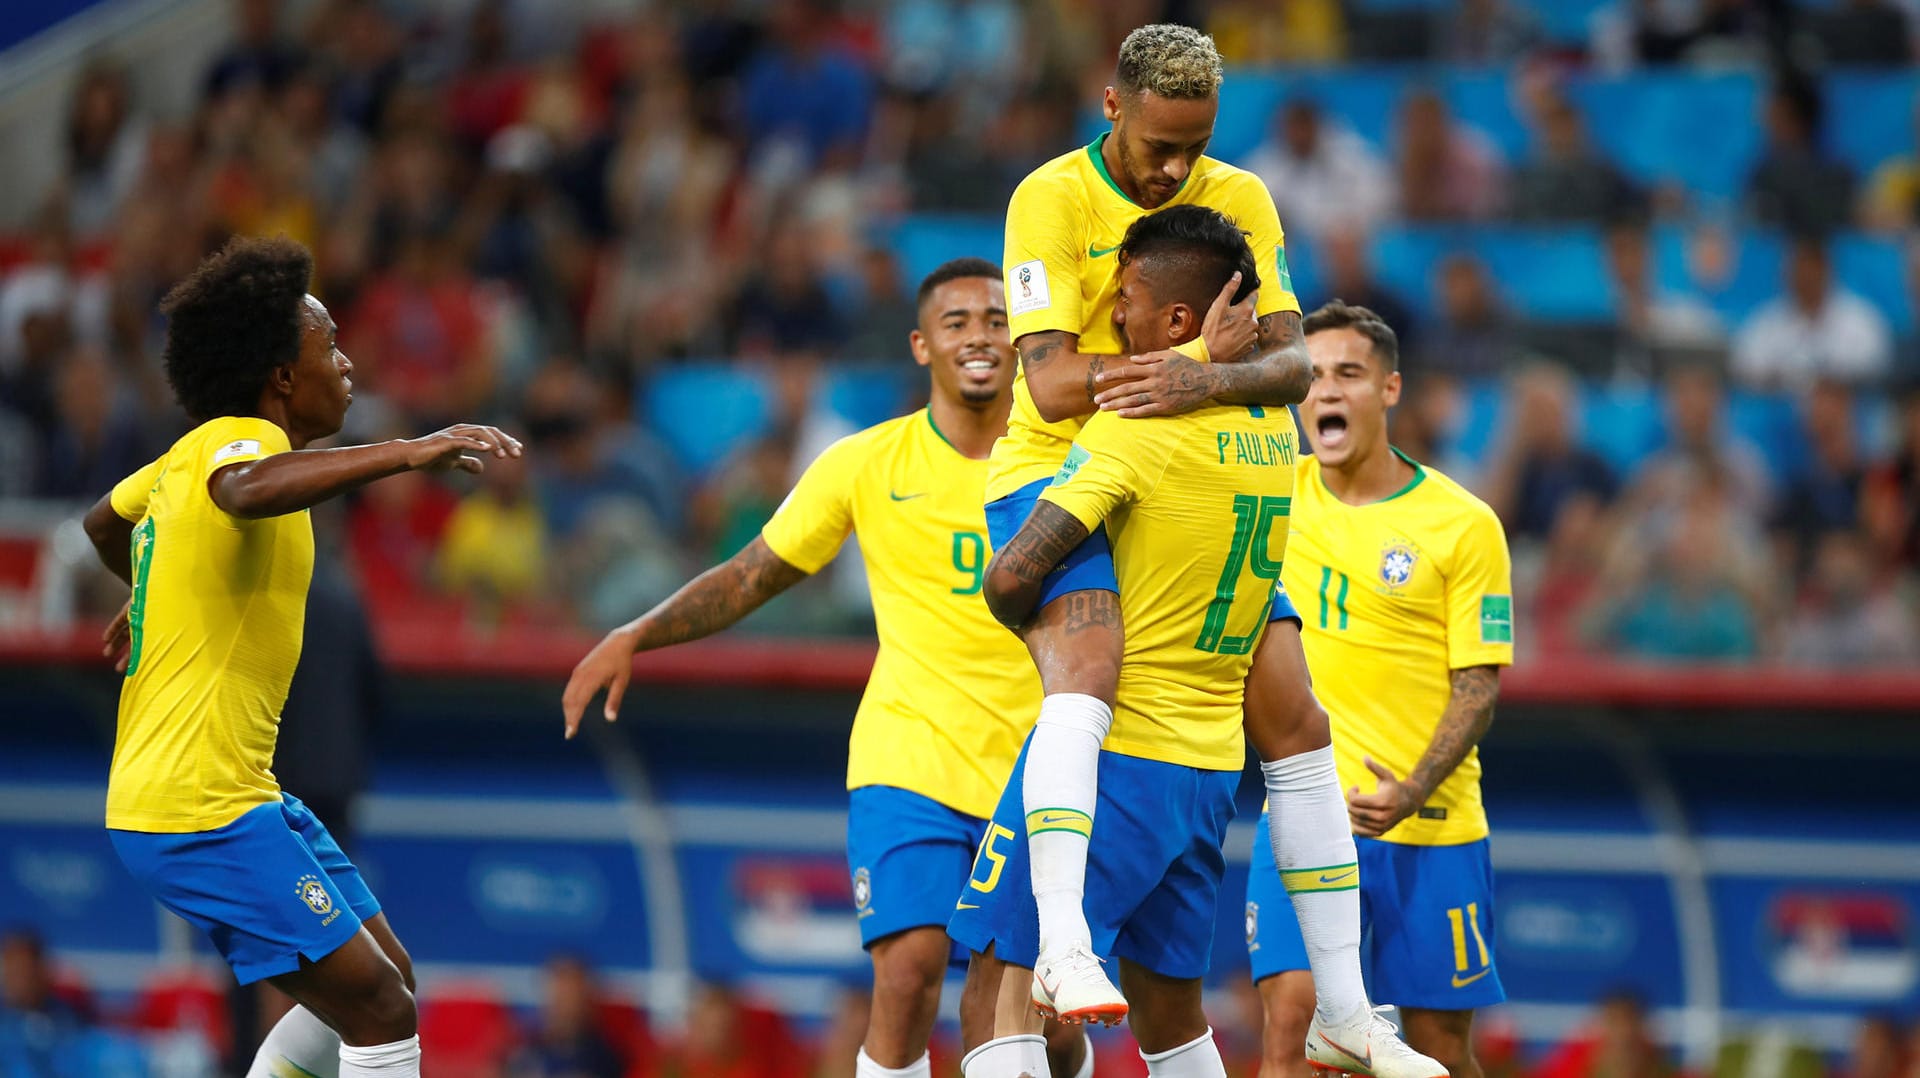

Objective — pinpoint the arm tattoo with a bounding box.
[1405,665,1501,802]
[636,537,809,649]
[1083,355,1106,402]
[983,500,1092,628]
[1018,330,1069,373]
[1206,312,1311,407]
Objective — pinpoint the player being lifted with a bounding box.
[81,237,522,1078]
[957,206,1301,1078]
[563,260,1087,1078]
[1245,302,1513,1078]
[989,24,1439,1077]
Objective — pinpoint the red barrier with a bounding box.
[5,624,1918,710]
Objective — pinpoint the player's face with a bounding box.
[1301,327,1400,469]
[286,295,353,441]
[911,276,1013,407]
[1111,260,1183,355]
[1104,88,1215,209]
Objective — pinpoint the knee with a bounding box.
[871,939,945,1008]
[1258,974,1314,1066]
[335,960,417,1043]
[387,942,416,994]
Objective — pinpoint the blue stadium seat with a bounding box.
[1370,226,1614,323]
[815,363,922,430]
[1827,72,1919,178]
[1570,74,1762,201]
[642,365,776,475]
[1834,233,1912,335]
[1727,391,1801,482]
[1450,378,1509,465]
[1578,384,1665,478]
[891,214,1001,295]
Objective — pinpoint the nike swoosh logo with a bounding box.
[1317,1032,1369,1067]
[955,901,979,911]
[889,491,927,502]
[1451,968,1492,988]
[1318,870,1356,885]
[1088,243,1120,258]
[1038,814,1081,826]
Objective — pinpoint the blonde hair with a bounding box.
[1116,24,1223,100]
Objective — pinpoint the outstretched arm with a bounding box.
[1092,309,1311,419]
[981,501,1092,629]
[1346,665,1501,837]
[562,537,810,735]
[210,423,520,519]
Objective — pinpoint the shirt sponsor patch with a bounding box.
[1049,444,1090,487]
[1480,594,1513,644]
[1009,259,1050,316]
[212,439,262,464]
[1275,246,1294,294]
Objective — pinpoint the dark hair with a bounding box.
[1302,299,1400,372]
[1117,204,1260,315]
[916,257,1003,311]
[160,236,315,422]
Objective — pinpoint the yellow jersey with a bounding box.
[989,135,1302,502]
[1281,452,1514,846]
[761,409,1038,819]
[1039,404,1298,771]
[105,417,315,832]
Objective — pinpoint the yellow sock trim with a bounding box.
[1281,862,1359,894]
[1025,807,1093,839]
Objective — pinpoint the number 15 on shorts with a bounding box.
[1447,903,1493,988]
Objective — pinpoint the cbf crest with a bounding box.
[1380,543,1418,590]
[295,874,333,916]
[852,867,872,916]
[1245,902,1260,949]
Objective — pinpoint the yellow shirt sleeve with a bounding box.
[1445,504,1516,669]
[1036,413,1170,532]
[760,433,864,574]
[109,456,168,522]
[1005,173,1086,342]
[1222,174,1302,320]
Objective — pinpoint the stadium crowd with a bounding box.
[3,0,1920,669]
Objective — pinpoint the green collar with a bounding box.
[1320,446,1427,505]
[926,408,959,453]
[1087,134,1139,206]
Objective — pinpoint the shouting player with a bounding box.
[1246,302,1513,1078]
[80,237,522,1078]
[563,260,1086,1078]
[990,26,1434,1076]
[957,205,1294,1078]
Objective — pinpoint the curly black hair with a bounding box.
[1118,204,1260,315]
[160,236,314,423]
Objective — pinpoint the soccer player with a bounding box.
[956,205,1295,1078]
[992,28,1419,1074]
[79,236,522,1078]
[562,260,1087,1078]
[1244,301,1513,1078]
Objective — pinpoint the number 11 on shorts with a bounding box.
[1446,903,1492,987]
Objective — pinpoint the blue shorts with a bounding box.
[948,733,1239,980]
[847,785,985,964]
[110,793,380,985]
[985,478,1117,607]
[1267,582,1302,627]
[1245,816,1505,1010]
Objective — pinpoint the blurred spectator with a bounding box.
[1319,226,1419,350]
[1747,74,1855,238]
[0,929,143,1074]
[843,247,919,362]
[444,1,533,155]
[1780,531,1917,667]
[1247,99,1394,242]
[276,529,382,848]
[1394,88,1506,222]
[1631,0,1779,67]
[1604,220,1727,380]
[1509,87,1639,226]
[1771,379,1866,576]
[1732,237,1892,391]
[660,981,805,1078]
[0,214,111,422]
[1841,1014,1907,1078]
[1389,373,1476,482]
[1863,383,1920,570]
[728,219,850,360]
[344,223,499,423]
[741,0,874,176]
[1801,0,1913,68]
[310,0,404,136]
[436,450,550,613]
[33,345,152,501]
[277,62,370,218]
[879,0,1020,118]
[1206,0,1347,65]
[1587,492,1763,663]
[0,408,34,500]
[346,455,459,616]
[509,955,624,1078]
[1532,990,1679,1078]
[812,984,872,1078]
[204,0,304,101]
[61,60,148,237]
[1481,363,1619,544]
[695,428,800,564]
[1862,99,1920,232]
[1632,362,1773,529]
[1422,253,1517,378]
[1436,0,1541,67]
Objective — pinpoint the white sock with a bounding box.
[963,1034,1050,1078]
[1023,692,1112,955]
[338,1035,420,1078]
[1072,1032,1095,1078]
[1140,1028,1226,1077]
[858,1047,932,1078]
[248,1005,341,1078]
[1263,747,1368,1024]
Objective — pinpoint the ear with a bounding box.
[1381,370,1403,409]
[1103,87,1122,123]
[1167,303,1202,347]
[271,360,298,398]
[909,328,931,369]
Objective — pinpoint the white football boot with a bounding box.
[1030,943,1128,1026]
[1307,1006,1450,1078]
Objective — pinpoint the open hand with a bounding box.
[1093,352,1215,418]
[560,628,639,739]
[102,596,133,673]
[1198,271,1258,362]
[1346,756,1422,837]
[405,424,523,474]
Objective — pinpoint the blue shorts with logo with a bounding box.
[846,785,985,965]
[985,478,1118,607]
[1266,582,1302,627]
[948,732,1239,980]
[110,793,379,985]
[1245,816,1505,1010]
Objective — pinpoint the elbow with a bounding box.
[1274,349,1312,405]
[82,497,128,548]
[1026,374,1081,424]
[981,568,1028,630]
